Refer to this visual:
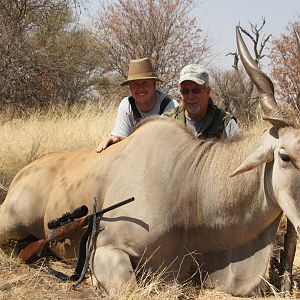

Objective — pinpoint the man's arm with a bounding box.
[96,135,125,153]
[96,98,133,153]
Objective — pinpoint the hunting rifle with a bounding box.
[18,197,135,262]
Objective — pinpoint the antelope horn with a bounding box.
[294,29,300,110]
[236,26,287,129]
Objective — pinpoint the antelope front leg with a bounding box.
[280,219,297,292]
[91,245,137,296]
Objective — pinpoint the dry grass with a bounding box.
[1,240,299,299]
[0,242,267,300]
[0,102,116,201]
[0,245,101,299]
[0,104,300,299]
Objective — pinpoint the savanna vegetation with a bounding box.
[0,0,299,298]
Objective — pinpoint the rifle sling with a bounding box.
[44,223,92,282]
[46,266,71,281]
[70,220,94,281]
[72,209,103,286]
[70,218,100,285]
[45,221,100,282]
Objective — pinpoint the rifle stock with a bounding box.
[18,197,134,262]
[18,239,48,262]
[18,218,87,262]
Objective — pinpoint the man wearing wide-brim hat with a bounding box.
[96,57,178,152]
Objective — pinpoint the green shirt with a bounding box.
[163,98,237,139]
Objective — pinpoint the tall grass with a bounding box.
[0,102,116,200]
[0,102,271,196]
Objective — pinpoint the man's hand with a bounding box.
[96,135,124,153]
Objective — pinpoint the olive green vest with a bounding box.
[164,98,234,139]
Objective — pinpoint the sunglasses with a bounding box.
[180,88,204,95]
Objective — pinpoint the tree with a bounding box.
[93,0,212,96]
[0,0,103,112]
[210,68,254,122]
[270,19,300,106]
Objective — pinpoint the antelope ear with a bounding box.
[230,145,274,177]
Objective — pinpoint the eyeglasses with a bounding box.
[180,88,204,95]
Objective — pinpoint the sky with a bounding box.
[81,0,299,70]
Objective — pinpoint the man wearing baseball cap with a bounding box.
[96,57,178,152]
[164,64,240,139]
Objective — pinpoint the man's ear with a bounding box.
[207,86,211,96]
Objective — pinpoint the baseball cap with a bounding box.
[179,64,209,85]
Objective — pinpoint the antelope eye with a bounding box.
[279,148,290,162]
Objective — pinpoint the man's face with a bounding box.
[180,80,210,120]
[129,79,157,110]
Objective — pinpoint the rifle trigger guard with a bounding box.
[49,240,58,248]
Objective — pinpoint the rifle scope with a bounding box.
[48,205,89,230]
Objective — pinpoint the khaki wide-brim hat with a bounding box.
[120,57,163,86]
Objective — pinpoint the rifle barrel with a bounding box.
[94,197,135,218]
